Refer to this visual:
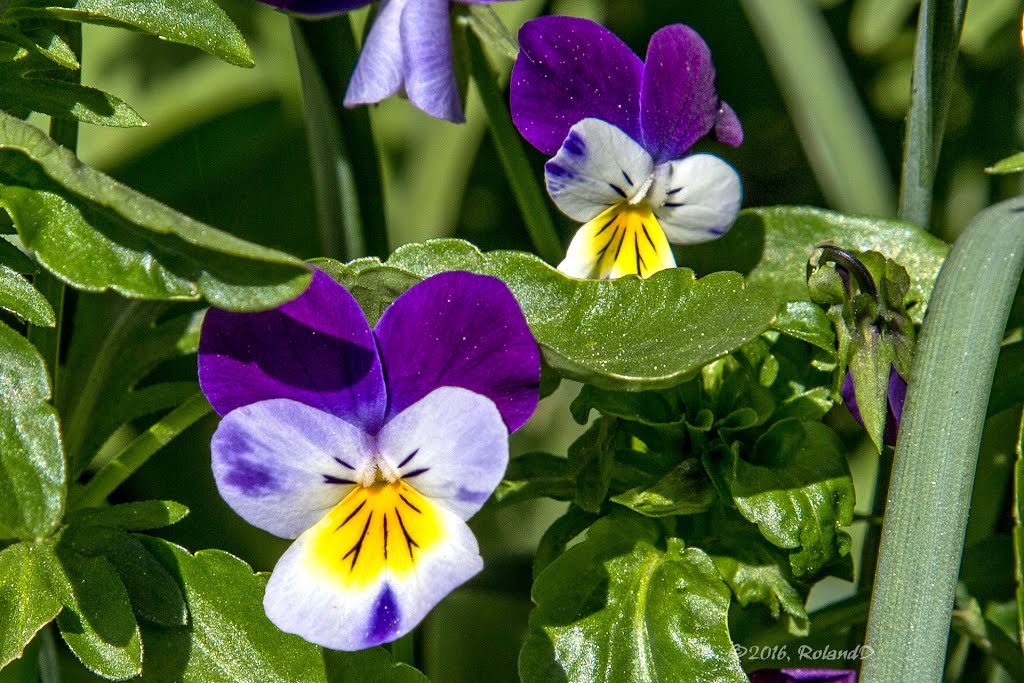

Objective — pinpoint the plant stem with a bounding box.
[290,15,388,261]
[462,21,564,265]
[70,393,211,510]
[897,0,968,227]
[861,197,1024,682]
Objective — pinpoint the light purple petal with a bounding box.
[255,0,371,14]
[378,387,508,520]
[748,669,857,683]
[344,0,406,109]
[374,272,540,431]
[401,0,464,122]
[511,16,643,156]
[198,269,387,433]
[715,101,744,147]
[211,399,375,539]
[640,24,720,162]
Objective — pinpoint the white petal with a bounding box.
[545,118,654,223]
[376,387,508,520]
[649,153,742,244]
[263,483,482,651]
[211,399,376,539]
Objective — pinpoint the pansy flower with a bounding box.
[748,669,857,683]
[511,16,743,279]
[198,269,540,650]
[255,0,518,123]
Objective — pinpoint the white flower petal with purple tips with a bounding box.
[649,153,743,244]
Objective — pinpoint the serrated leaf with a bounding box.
[0,263,53,324]
[0,76,145,127]
[987,152,1024,174]
[6,0,254,67]
[0,541,62,669]
[521,511,747,683]
[495,452,575,505]
[610,459,715,517]
[682,207,949,321]
[68,500,189,531]
[0,322,65,540]
[568,417,617,513]
[0,111,311,311]
[716,419,855,577]
[136,539,424,682]
[319,239,777,391]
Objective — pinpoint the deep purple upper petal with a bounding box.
[373,272,540,432]
[511,16,643,156]
[198,269,387,433]
[640,24,720,162]
[254,0,372,15]
[748,669,857,683]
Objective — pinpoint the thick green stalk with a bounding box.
[290,16,388,260]
[897,0,968,227]
[861,197,1024,682]
[70,393,211,510]
[462,22,563,265]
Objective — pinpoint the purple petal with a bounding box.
[511,16,643,156]
[198,269,387,433]
[748,669,857,683]
[715,101,744,146]
[255,0,371,14]
[344,0,405,110]
[885,366,908,446]
[640,24,720,162]
[401,0,464,122]
[841,370,861,424]
[374,272,540,432]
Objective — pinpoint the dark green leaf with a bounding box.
[568,418,617,513]
[716,419,855,577]
[772,301,836,355]
[521,511,746,683]
[103,532,187,628]
[0,263,53,325]
[533,505,601,580]
[323,648,428,682]
[5,0,254,67]
[325,240,777,391]
[494,452,575,505]
[0,112,311,311]
[1014,411,1024,653]
[0,542,62,669]
[570,385,686,428]
[0,76,145,127]
[610,459,715,517]
[989,340,1024,417]
[682,207,949,321]
[0,236,37,273]
[0,322,65,540]
[68,500,189,531]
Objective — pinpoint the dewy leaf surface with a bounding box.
[323,239,777,391]
[520,512,747,683]
[0,541,63,669]
[0,112,311,311]
[0,322,65,540]
[4,0,254,66]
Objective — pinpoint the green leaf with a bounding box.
[0,542,62,669]
[5,0,254,67]
[849,0,919,54]
[0,263,53,325]
[772,301,836,355]
[137,538,424,682]
[533,505,601,580]
[987,152,1024,175]
[570,385,686,429]
[520,511,746,683]
[715,419,855,577]
[466,4,518,60]
[0,75,145,127]
[494,452,575,505]
[1014,411,1024,654]
[0,24,79,68]
[0,111,311,311]
[101,531,188,628]
[610,459,715,518]
[0,322,65,540]
[682,206,949,321]
[67,500,189,531]
[0,236,37,273]
[375,239,777,391]
[568,417,617,514]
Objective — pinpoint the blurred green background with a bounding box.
[57,0,1024,679]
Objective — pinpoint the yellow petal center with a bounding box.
[580,202,675,279]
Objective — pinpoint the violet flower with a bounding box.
[198,269,540,650]
[841,366,907,448]
[256,0,518,123]
[748,669,857,683]
[511,16,743,279]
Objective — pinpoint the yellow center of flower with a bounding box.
[578,202,675,279]
[307,480,444,587]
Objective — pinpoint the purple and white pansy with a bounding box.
[511,16,744,279]
[198,269,540,650]
[254,0,519,123]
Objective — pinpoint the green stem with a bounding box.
[70,393,211,510]
[290,15,388,260]
[897,0,968,227]
[861,197,1024,682]
[462,21,564,265]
